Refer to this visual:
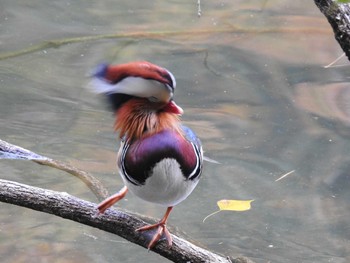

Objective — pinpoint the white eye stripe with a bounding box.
[92,76,172,103]
[88,77,116,94]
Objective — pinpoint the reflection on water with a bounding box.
[295,82,350,126]
[1,0,350,262]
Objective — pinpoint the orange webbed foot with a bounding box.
[136,222,172,249]
[136,206,173,249]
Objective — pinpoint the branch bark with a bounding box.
[314,0,350,60]
[0,179,251,263]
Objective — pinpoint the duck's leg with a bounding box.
[136,206,173,249]
[97,186,128,214]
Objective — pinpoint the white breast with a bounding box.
[121,158,199,207]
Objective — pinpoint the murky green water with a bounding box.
[1,1,350,262]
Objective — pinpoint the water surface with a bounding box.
[1,1,350,262]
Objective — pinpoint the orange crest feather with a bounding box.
[114,98,182,141]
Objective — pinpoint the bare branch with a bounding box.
[0,179,249,263]
[0,139,109,201]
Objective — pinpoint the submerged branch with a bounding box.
[0,139,109,201]
[0,179,248,263]
[34,158,109,201]
[0,26,330,61]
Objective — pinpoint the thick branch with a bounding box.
[314,0,350,60]
[0,179,250,263]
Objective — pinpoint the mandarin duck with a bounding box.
[90,61,203,249]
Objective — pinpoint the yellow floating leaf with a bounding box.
[217,199,254,211]
[202,199,254,223]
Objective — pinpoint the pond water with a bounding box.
[1,1,350,262]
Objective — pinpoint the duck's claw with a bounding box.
[136,206,173,249]
[136,222,172,249]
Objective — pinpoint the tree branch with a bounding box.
[314,0,350,60]
[0,179,250,263]
[0,139,109,201]
[0,139,254,262]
